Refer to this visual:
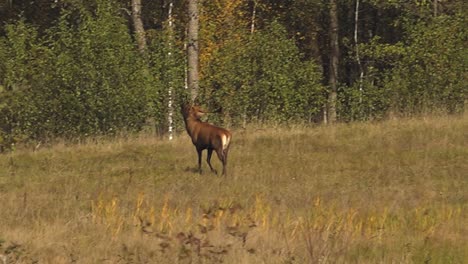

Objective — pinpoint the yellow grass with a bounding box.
[0,114,467,263]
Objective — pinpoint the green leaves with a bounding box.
[340,12,466,120]
[0,0,160,144]
[387,14,467,114]
[202,21,325,125]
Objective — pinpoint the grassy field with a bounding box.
[0,115,467,263]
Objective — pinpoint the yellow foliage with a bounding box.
[199,0,249,77]
[88,192,464,254]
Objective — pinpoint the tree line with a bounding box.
[0,0,466,149]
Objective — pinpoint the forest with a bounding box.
[0,1,467,263]
[0,0,466,146]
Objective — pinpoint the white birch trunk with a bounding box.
[328,0,339,123]
[250,0,257,34]
[167,1,174,140]
[354,0,364,100]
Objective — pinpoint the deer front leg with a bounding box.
[196,147,203,174]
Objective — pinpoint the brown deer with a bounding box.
[181,104,232,176]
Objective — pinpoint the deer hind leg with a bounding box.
[222,147,229,176]
[206,148,218,174]
[215,148,228,176]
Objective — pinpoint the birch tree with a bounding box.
[131,0,146,53]
[328,0,339,123]
[354,0,363,97]
[187,0,199,102]
[167,0,175,140]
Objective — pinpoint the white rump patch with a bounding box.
[222,134,230,150]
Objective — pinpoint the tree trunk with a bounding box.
[131,0,146,54]
[250,0,257,34]
[354,0,363,96]
[241,0,257,127]
[187,0,200,102]
[167,0,174,140]
[328,0,339,123]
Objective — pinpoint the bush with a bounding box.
[0,0,163,146]
[387,14,467,114]
[201,21,325,125]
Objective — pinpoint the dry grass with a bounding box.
[0,114,467,263]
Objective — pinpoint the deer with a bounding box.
[181,104,232,176]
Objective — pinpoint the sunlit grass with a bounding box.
[0,114,467,263]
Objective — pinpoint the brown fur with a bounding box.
[181,104,232,176]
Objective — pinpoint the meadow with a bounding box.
[0,115,467,263]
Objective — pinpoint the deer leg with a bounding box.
[222,148,229,176]
[215,149,227,176]
[196,147,203,174]
[206,148,218,175]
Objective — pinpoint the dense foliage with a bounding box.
[0,0,466,148]
[388,14,467,115]
[201,21,324,125]
[0,1,163,146]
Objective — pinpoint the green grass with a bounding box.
[0,115,467,263]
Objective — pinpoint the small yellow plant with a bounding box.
[91,195,125,238]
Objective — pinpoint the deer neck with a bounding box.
[184,116,202,136]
